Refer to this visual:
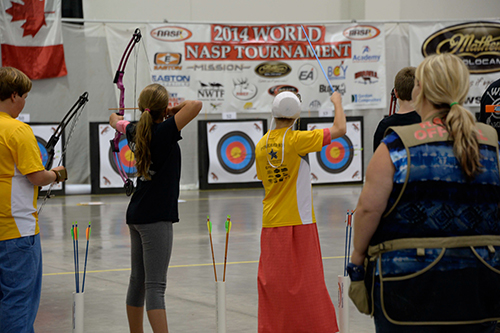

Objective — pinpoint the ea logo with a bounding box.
[298,64,317,86]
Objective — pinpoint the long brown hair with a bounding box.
[414,53,481,180]
[135,84,169,180]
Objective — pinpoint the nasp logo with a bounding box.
[327,61,348,80]
[298,64,317,85]
[343,25,381,40]
[151,26,193,42]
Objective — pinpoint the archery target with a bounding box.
[307,119,363,184]
[30,124,64,192]
[216,131,255,174]
[108,135,136,178]
[317,135,354,174]
[36,136,50,168]
[206,121,263,184]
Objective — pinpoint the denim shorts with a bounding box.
[0,234,43,333]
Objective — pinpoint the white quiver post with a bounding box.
[215,281,226,333]
[338,275,350,333]
[72,292,84,333]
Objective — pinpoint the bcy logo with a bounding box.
[233,78,258,100]
[354,70,379,84]
[298,64,317,85]
[327,61,348,80]
[154,52,182,70]
[198,81,225,101]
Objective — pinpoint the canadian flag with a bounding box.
[0,0,67,80]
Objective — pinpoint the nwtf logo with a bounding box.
[198,82,225,101]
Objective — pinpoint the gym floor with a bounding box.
[34,185,375,332]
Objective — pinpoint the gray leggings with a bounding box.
[126,222,173,311]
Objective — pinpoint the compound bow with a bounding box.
[38,91,89,214]
[110,28,142,196]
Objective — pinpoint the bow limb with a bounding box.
[110,28,142,196]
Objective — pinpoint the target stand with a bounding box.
[198,119,267,190]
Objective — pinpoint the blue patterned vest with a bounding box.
[372,117,500,246]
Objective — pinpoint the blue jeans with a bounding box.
[373,284,497,333]
[0,234,43,333]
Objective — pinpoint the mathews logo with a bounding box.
[319,83,346,95]
[328,61,348,80]
[198,81,225,101]
[298,64,317,85]
[422,21,500,74]
[255,62,291,78]
[154,52,182,70]
[268,85,298,96]
[343,25,380,40]
[152,75,190,87]
[151,26,192,42]
[233,78,258,100]
[354,70,379,84]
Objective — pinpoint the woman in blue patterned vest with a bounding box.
[350,53,500,332]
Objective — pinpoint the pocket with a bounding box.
[348,280,370,315]
[14,235,36,250]
[379,247,500,324]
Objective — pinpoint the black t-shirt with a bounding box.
[479,78,500,138]
[373,111,421,152]
[125,117,182,224]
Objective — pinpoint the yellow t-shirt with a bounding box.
[0,112,45,241]
[255,127,328,228]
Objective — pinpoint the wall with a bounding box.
[13,1,500,189]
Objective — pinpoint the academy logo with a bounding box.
[298,64,317,85]
[353,45,381,63]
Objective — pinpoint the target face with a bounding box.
[36,136,50,168]
[216,131,255,174]
[108,135,136,177]
[316,135,354,173]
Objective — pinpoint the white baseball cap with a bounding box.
[272,91,301,119]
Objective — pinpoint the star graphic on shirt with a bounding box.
[269,149,278,160]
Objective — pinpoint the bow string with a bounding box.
[110,28,142,196]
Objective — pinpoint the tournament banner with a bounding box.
[198,119,267,190]
[146,23,386,112]
[300,117,363,185]
[89,123,136,194]
[409,20,500,107]
[30,124,64,193]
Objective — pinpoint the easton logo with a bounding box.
[422,21,500,74]
[343,25,380,40]
[151,26,193,42]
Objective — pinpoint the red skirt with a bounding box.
[258,223,339,333]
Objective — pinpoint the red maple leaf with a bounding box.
[6,0,46,37]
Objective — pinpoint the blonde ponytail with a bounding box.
[134,84,169,180]
[415,53,482,180]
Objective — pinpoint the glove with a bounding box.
[346,262,365,281]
